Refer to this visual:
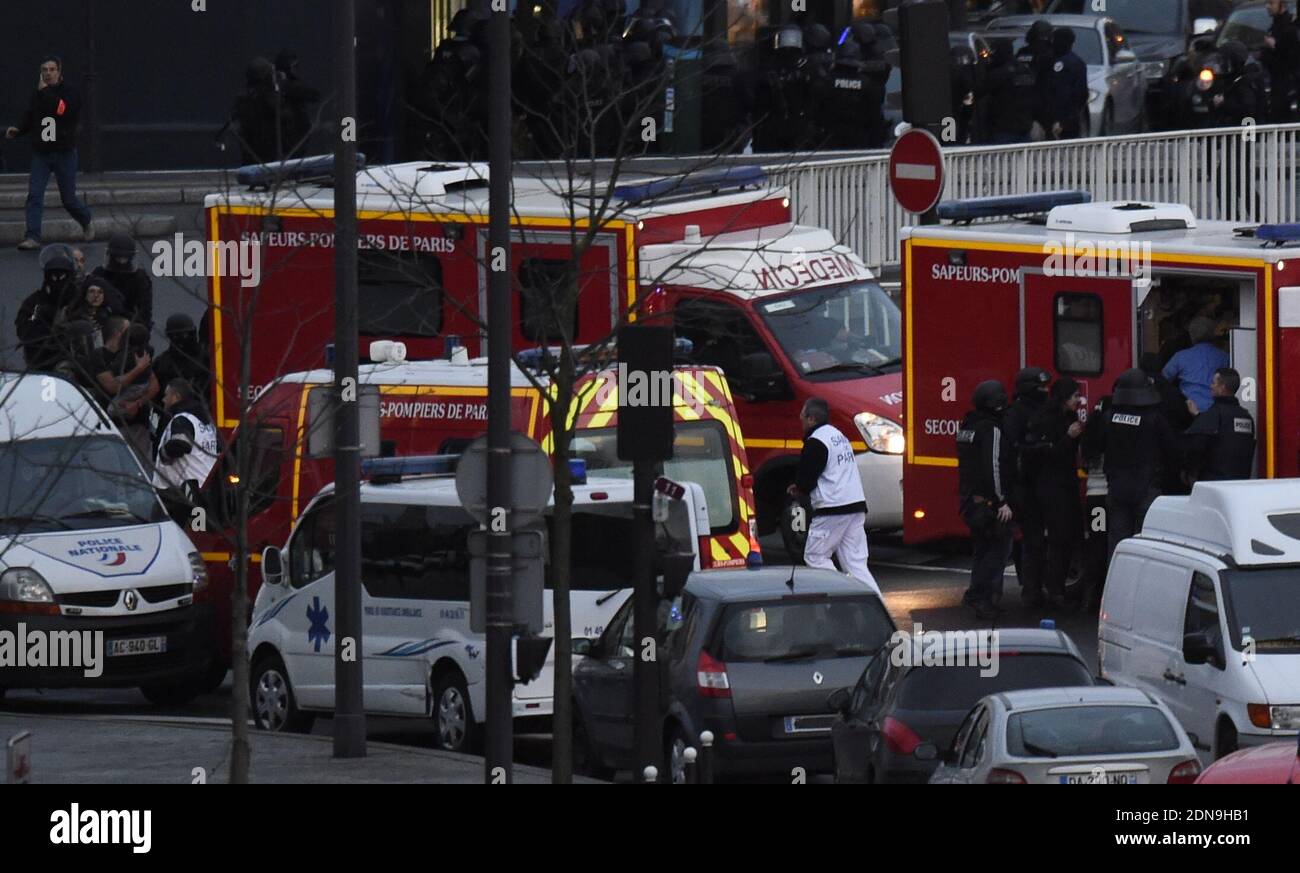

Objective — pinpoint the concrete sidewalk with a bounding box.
[1,712,575,784]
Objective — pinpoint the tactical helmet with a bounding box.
[1027,19,1053,43]
[107,233,136,258]
[41,247,75,273]
[166,313,197,335]
[774,25,804,54]
[972,380,1009,413]
[1112,368,1161,407]
[1014,366,1051,397]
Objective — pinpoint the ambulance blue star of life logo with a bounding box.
[307,596,331,653]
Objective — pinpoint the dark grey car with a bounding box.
[828,627,1098,784]
[571,567,896,782]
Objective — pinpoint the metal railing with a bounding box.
[764,124,1300,271]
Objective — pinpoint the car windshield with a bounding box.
[1219,7,1285,51]
[0,435,164,534]
[1220,568,1300,653]
[716,596,894,663]
[571,421,736,532]
[1049,0,1184,34]
[896,655,1095,711]
[758,282,901,382]
[1007,705,1182,757]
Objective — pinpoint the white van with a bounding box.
[1100,480,1300,761]
[0,373,214,703]
[247,466,708,751]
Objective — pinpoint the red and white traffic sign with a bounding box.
[889,128,946,215]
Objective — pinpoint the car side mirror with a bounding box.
[1115,49,1137,63]
[572,637,596,657]
[1192,17,1219,36]
[826,687,851,715]
[261,546,284,586]
[914,742,939,762]
[1183,630,1222,668]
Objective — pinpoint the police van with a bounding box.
[1100,480,1300,761]
[246,462,708,751]
[0,372,214,702]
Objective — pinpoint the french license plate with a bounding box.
[784,715,833,734]
[1061,772,1137,785]
[107,636,167,657]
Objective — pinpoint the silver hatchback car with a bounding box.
[926,686,1203,784]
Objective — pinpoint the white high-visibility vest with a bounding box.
[807,424,865,511]
[153,412,219,490]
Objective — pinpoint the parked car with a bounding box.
[828,626,1097,784]
[1195,733,1300,783]
[1100,481,1300,762]
[986,14,1148,134]
[927,687,1202,784]
[1045,0,1237,127]
[571,567,895,782]
[1217,0,1296,55]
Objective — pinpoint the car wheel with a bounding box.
[250,654,314,733]
[572,706,613,781]
[779,495,809,564]
[139,679,204,707]
[1215,719,1239,760]
[664,723,693,784]
[431,670,480,753]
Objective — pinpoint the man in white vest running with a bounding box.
[788,397,882,596]
[153,378,219,493]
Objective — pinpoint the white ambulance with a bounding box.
[1100,480,1300,761]
[0,373,214,703]
[246,462,708,751]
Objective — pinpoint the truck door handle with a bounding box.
[1162,670,1186,685]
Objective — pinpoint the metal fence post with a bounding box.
[699,730,714,785]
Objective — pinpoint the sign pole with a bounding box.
[332,0,365,760]
[484,0,514,784]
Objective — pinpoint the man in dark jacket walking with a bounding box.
[5,55,94,249]
[1183,367,1256,482]
[957,381,1013,620]
[1000,366,1051,605]
[1044,27,1089,139]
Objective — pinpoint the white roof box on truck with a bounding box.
[1140,480,1300,566]
[1046,201,1197,235]
[638,224,874,298]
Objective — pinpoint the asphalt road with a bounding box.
[0,533,1101,780]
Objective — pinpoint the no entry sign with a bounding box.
[889,128,946,215]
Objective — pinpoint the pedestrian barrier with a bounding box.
[762,124,1300,270]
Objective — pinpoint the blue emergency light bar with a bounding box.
[515,337,695,371]
[613,166,767,204]
[361,454,459,481]
[936,190,1092,223]
[237,153,367,189]
[1254,223,1300,246]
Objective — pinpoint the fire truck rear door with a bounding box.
[1021,272,1135,416]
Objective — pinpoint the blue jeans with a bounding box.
[25,149,92,242]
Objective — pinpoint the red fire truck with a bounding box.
[204,161,905,552]
[901,193,1300,543]
[190,355,758,671]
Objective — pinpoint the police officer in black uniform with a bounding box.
[1043,27,1089,139]
[982,42,1038,144]
[1024,377,1086,608]
[1263,0,1300,122]
[823,34,878,149]
[1182,366,1256,482]
[957,381,1013,620]
[1095,368,1182,562]
[1000,366,1051,605]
